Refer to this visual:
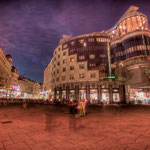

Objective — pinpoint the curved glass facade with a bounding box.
[111,35,150,63]
[62,36,109,73]
[110,15,149,40]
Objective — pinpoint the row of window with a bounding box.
[89,64,106,67]
[54,54,107,67]
[53,57,75,67]
[111,35,150,52]
[111,15,149,39]
[55,53,106,61]
[63,38,108,49]
[52,73,96,83]
[78,54,106,60]
[53,63,107,75]
[113,45,150,57]
[53,64,85,75]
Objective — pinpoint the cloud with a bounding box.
[0,0,149,82]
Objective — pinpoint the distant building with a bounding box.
[18,76,42,99]
[0,48,42,99]
[44,6,150,104]
[0,49,12,89]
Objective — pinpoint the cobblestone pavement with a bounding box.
[0,104,150,150]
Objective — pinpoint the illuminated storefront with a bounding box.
[0,89,7,98]
[79,89,86,100]
[10,86,21,98]
[49,91,54,99]
[24,93,32,99]
[62,90,66,100]
[69,90,75,101]
[112,89,120,103]
[90,89,98,103]
[56,91,59,99]
[129,89,150,104]
[102,89,109,104]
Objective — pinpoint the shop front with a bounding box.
[79,89,86,101]
[0,89,7,98]
[90,89,98,104]
[129,89,150,104]
[56,91,59,99]
[69,90,75,101]
[112,89,120,103]
[62,90,66,100]
[49,91,54,99]
[101,89,109,104]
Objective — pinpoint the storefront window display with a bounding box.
[102,89,109,104]
[0,89,7,98]
[79,89,86,100]
[90,89,98,104]
[56,91,59,99]
[129,89,150,104]
[49,92,54,99]
[69,90,75,101]
[113,93,120,102]
[112,89,120,103]
[62,91,66,100]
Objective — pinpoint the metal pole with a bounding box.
[107,42,111,77]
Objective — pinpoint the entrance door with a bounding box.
[113,93,120,103]
[56,91,59,99]
[90,89,98,104]
[102,93,109,104]
[69,90,75,101]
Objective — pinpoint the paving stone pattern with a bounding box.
[0,104,150,150]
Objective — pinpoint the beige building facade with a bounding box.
[0,49,12,90]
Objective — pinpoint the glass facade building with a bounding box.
[44,6,150,104]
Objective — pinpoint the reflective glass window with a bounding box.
[126,18,132,32]
[132,17,138,30]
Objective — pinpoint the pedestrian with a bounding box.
[84,100,88,115]
[82,100,86,116]
[69,101,73,114]
[73,100,78,114]
[79,100,85,117]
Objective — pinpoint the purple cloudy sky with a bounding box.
[0,0,149,82]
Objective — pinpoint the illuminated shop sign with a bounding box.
[113,89,119,92]
[102,89,109,93]
[108,76,115,79]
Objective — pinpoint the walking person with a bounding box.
[82,100,86,117]
[79,100,85,117]
[69,100,73,114]
[84,100,88,116]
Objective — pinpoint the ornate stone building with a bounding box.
[0,49,12,89]
[18,76,42,99]
[0,48,42,99]
[44,6,150,104]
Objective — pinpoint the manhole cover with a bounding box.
[1,121,12,124]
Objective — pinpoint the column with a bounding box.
[109,84,113,104]
[86,83,90,103]
[119,85,126,104]
[75,85,79,101]
[54,87,56,101]
[66,86,69,101]
[98,85,102,101]
[59,87,62,100]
